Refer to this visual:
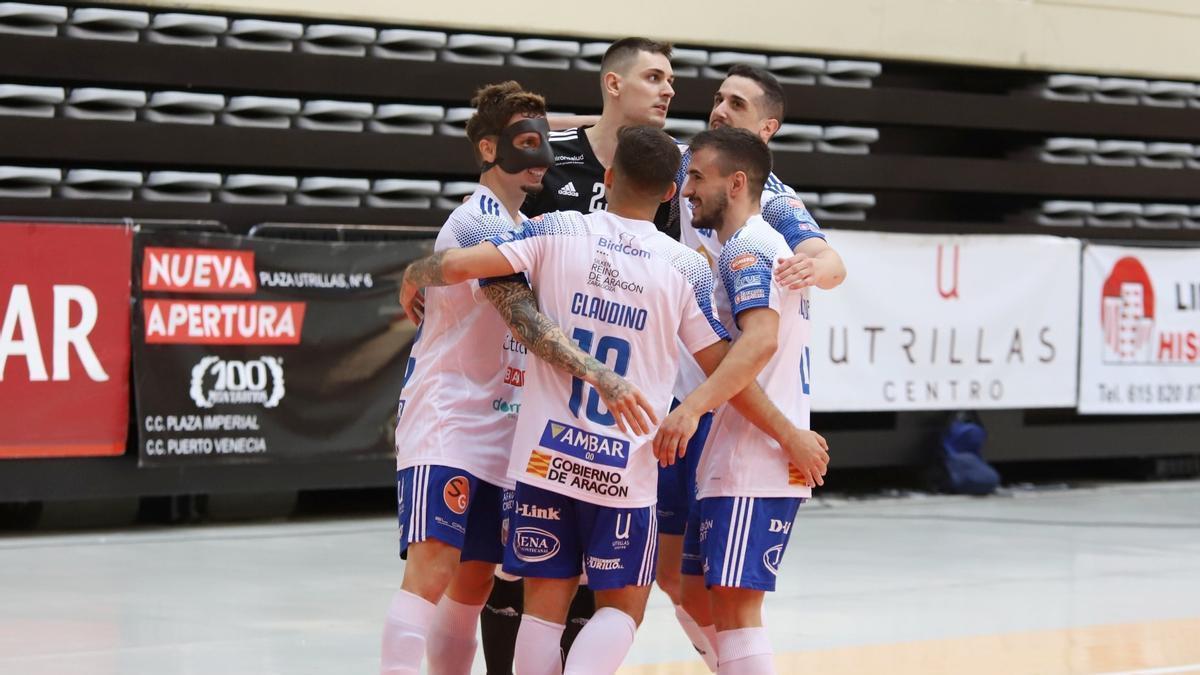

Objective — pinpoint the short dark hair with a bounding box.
[725,64,786,122]
[612,125,681,197]
[688,127,772,200]
[465,81,547,164]
[601,37,673,77]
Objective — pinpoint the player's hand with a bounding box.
[781,427,830,487]
[398,274,423,324]
[774,254,816,290]
[595,370,658,436]
[653,404,700,468]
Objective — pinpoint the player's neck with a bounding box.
[586,115,629,169]
[479,172,527,222]
[606,193,658,223]
[716,204,761,244]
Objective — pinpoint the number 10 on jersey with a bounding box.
[568,327,631,427]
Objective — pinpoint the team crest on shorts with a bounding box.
[443,475,470,515]
[513,526,560,562]
[763,544,784,576]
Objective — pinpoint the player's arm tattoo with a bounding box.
[403,251,448,288]
[482,281,630,400]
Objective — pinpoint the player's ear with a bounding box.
[479,137,497,164]
[603,166,615,190]
[761,118,781,143]
[660,181,677,204]
[602,70,622,99]
[731,170,748,198]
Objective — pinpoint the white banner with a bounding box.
[1078,244,1200,414]
[811,230,1081,411]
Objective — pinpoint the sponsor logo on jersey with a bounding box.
[730,253,758,272]
[734,272,764,292]
[189,356,285,408]
[435,515,466,534]
[539,420,629,468]
[611,513,633,549]
[493,398,521,416]
[513,526,561,562]
[504,367,525,387]
[597,236,651,260]
[555,154,585,165]
[586,556,624,571]
[516,503,561,521]
[698,518,713,543]
[588,255,645,294]
[763,544,784,575]
[503,333,528,355]
[769,518,792,534]
[526,450,552,478]
[734,289,767,304]
[443,475,470,515]
[557,181,580,197]
[543,454,630,498]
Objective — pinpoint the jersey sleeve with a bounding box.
[669,248,731,354]
[718,233,781,325]
[485,211,587,283]
[761,175,827,251]
[448,197,527,297]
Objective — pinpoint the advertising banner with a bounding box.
[811,230,1081,411]
[132,230,431,466]
[1078,244,1200,414]
[1,222,132,458]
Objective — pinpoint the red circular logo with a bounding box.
[443,476,470,515]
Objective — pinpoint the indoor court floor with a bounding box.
[1,479,1197,675]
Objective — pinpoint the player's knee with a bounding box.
[401,543,459,602]
[655,567,682,603]
[449,562,497,604]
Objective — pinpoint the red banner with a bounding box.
[142,299,306,345]
[0,223,132,458]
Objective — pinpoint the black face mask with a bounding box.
[481,117,553,174]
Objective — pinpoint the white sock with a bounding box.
[716,627,774,675]
[701,624,719,663]
[427,595,483,675]
[563,607,637,674]
[381,589,437,675]
[674,604,718,672]
[515,614,565,675]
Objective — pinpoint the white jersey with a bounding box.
[489,210,728,508]
[696,216,814,500]
[394,186,527,488]
[673,151,826,400]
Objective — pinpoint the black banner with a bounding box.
[132,230,432,466]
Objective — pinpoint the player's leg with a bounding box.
[426,479,509,675]
[680,499,718,671]
[383,466,476,674]
[504,483,583,675]
[560,583,595,665]
[698,496,803,675]
[562,503,657,674]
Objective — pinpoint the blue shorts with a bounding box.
[656,402,714,536]
[502,481,658,591]
[397,465,512,564]
[682,496,805,592]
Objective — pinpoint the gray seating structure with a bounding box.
[293,176,369,207]
[663,118,705,143]
[1137,203,1189,229]
[437,181,479,210]
[223,19,302,52]
[510,38,580,69]
[1036,200,1093,227]
[438,107,474,137]
[219,174,297,205]
[670,48,709,78]
[574,42,610,71]
[0,165,62,198]
[769,124,823,152]
[146,13,227,47]
[296,99,373,132]
[59,168,142,200]
[820,60,882,88]
[767,55,825,85]
[1038,74,1100,103]
[65,7,147,41]
[221,96,300,129]
[818,126,879,154]
[372,29,446,60]
[371,104,444,134]
[142,91,225,125]
[813,192,875,221]
[367,179,441,208]
[703,51,768,79]
[300,24,377,57]
[1038,137,1097,165]
[1094,77,1148,105]
[441,34,514,66]
[1091,139,1145,167]
[0,2,66,36]
[0,84,64,118]
[1140,142,1193,170]
[141,171,222,202]
[1087,202,1141,228]
[63,87,146,121]
[1141,81,1195,108]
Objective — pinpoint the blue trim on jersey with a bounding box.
[668,247,731,341]
[455,203,514,249]
[478,194,503,218]
[761,192,827,251]
[477,272,529,289]
[486,210,590,247]
[719,229,776,324]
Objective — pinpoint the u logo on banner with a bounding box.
[614,514,632,540]
[937,244,960,300]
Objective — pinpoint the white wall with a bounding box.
[116,0,1200,79]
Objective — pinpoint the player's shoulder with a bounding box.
[761,172,796,198]
[720,221,786,266]
[512,209,590,237]
[652,234,715,283]
[546,127,589,160]
[445,191,512,242]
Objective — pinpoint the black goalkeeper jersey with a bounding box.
[522,126,676,237]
